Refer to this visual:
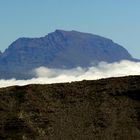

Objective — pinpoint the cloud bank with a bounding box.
[0,60,140,88]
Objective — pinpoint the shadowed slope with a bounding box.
[1,76,140,139]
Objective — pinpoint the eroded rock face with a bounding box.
[1,76,140,140]
[0,30,134,79]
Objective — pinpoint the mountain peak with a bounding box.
[50,29,111,42]
[53,29,87,35]
[55,29,67,33]
[0,30,135,79]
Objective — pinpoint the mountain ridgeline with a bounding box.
[0,30,136,79]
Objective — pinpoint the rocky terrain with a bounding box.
[0,30,136,79]
[1,76,140,140]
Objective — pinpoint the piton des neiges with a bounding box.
[0,30,137,79]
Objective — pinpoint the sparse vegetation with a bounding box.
[1,76,140,139]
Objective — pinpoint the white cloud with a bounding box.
[0,60,140,88]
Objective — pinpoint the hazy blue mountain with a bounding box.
[0,30,136,79]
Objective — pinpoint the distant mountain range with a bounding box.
[0,30,138,79]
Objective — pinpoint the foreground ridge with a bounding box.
[1,76,140,139]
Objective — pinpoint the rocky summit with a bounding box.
[0,30,136,79]
[1,76,140,139]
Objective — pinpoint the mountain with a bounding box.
[1,76,140,140]
[0,30,136,79]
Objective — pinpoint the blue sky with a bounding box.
[0,0,140,58]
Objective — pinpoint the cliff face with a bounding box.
[1,76,140,140]
[0,30,134,79]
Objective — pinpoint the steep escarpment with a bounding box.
[1,76,140,139]
[0,30,134,79]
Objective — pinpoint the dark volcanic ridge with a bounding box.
[1,75,140,140]
[0,29,138,79]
